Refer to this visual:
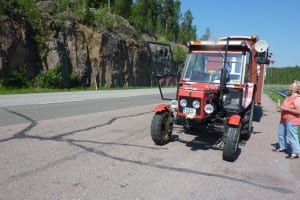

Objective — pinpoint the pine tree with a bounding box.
[200,27,211,40]
[113,0,132,18]
[131,0,159,33]
[178,9,197,44]
[159,0,180,42]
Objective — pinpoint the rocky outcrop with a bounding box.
[0,15,40,80]
[0,12,156,88]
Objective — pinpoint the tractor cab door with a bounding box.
[146,42,178,100]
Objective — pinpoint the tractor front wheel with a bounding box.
[151,112,173,145]
[223,125,240,162]
[241,102,254,140]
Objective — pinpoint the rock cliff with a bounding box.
[0,8,156,88]
[0,14,40,81]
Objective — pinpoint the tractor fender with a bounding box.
[227,114,241,126]
[154,104,170,113]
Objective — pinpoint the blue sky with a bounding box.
[180,0,299,67]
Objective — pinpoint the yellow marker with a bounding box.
[277,99,281,107]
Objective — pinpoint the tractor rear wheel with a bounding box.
[223,126,240,162]
[151,112,173,145]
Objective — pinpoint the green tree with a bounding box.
[265,67,300,84]
[131,0,181,41]
[131,0,159,33]
[0,0,13,15]
[73,0,94,24]
[200,27,211,40]
[113,0,132,18]
[2,0,42,29]
[93,6,116,29]
[56,0,69,12]
[178,9,197,44]
[173,45,187,65]
[87,0,107,8]
[159,0,180,42]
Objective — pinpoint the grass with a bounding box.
[264,84,289,90]
[264,89,285,103]
[0,87,91,94]
[0,86,156,95]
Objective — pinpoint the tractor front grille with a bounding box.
[178,96,201,115]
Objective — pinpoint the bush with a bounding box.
[2,64,29,88]
[156,36,168,44]
[35,64,63,88]
[15,0,41,29]
[173,45,187,65]
[93,7,116,29]
[70,71,80,87]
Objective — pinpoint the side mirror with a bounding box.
[254,40,270,64]
[255,52,270,64]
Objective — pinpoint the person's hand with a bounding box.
[277,99,281,112]
[276,106,281,112]
[280,106,290,112]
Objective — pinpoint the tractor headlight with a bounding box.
[192,100,200,108]
[180,99,187,107]
[170,100,178,109]
[204,104,214,114]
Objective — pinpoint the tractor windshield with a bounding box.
[182,51,244,84]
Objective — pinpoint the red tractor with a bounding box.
[148,35,271,161]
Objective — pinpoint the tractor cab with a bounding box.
[183,51,242,84]
[182,39,250,86]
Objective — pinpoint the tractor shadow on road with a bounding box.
[171,129,242,161]
[172,127,225,151]
[167,105,264,160]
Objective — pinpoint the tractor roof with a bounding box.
[187,35,258,52]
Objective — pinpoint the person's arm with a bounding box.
[281,96,300,115]
[295,96,300,114]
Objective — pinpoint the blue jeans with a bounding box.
[278,120,300,154]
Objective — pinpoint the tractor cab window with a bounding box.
[182,51,244,84]
[226,55,243,84]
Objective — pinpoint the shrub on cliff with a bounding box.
[1,64,30,88]
[35,64,63,88]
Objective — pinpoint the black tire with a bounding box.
[241,102,254,140]
[151,112,173,145]
[223,126,240,162]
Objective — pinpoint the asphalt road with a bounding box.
[0,89,299,199]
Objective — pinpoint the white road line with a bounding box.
[0,88,176,107]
